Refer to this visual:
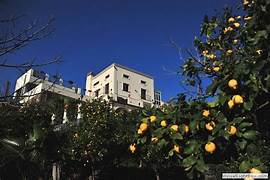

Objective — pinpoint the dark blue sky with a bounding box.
[0,0,235,101]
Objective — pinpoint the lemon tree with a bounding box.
[130,0,270,179]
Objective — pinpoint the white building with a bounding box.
[14,69,83,104]
[85,63,162,108]
[14,64,163,109]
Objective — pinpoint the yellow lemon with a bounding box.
[249,168,262,174]
[228,17,235,23]
[205,142,216,153]
[213,66,221,72]
[202,50,209,56]
[138,128,143,135]
[150,115,157,123]
[140,123,148,132]
[228,79,238,89]
[256,49,263,55]
[174,145,181,153]
[205,121,215,131]
[161,120,167,127]
[202,110,210,117]
[234,22,240,28]
[228,100,235,109]
[74,133,79,138]
[151,137,158,143]
[232,95,244,104]
[170,125,179,132]
[184,124,189,134]
[244,16,252,21]
[224,27,233,34]
[243,0,249,5]
[226,49,233,55]
[208,54,217,60]
[129,144,136,153]
[233,39,239,44]
[228,125,237,135]
[228,27,233,31]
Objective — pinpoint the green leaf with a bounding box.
[237,139,248,150]
[206,79,220,95]
[182,155,197,168]
[233,117,244,124]
[244,101,253,111]
[157,139,168,147]
[172,133,183,140]
[184,140,199,155]
[195,159,209,173]
[168,149,174,157]
[239,122,253,129]
[140,136,147,144]
[239,161,251,172]
[242,130,257,140]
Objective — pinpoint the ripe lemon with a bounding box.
[151,137,158,143]
[170,125,179,132]
[234,22,240,28]
[213,66,220,72]
[208,54,216,60]
[174,145,182,153]
[129,144,136,153]
[184,125,189,134]
[228,125,237,135]
[150,115,157,122]
[74,133,79,138]
[256,49,263,55]
[249,168,262,174]
[228,17,235,23]
[161,120,167,127]
[140,123,148,132]
[226,49,233,55]
[232,95,244,104]
[137,128,143,135]
[228,79,238,89]
[202,110,210,117]
[228,100,235,109]
[233,39,238,44]
[243,0,249,6]
[205,121,215,131]
[244,16,252,21]
[202,50,209,56]
[205,142,216,153]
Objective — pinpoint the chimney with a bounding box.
[85,72,94,96]
[45,73,49,81]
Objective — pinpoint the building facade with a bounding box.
[14,63,163,109]
[14,69,83,104]
[85,63,162,108]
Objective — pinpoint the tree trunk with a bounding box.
[154,169,160,180]
[52,163,60,180]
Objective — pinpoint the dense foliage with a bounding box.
[1,0,270,179]
[130,0,270,179]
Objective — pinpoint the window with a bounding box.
[141,88,146,100]
[105,75,110,79]
[123,83,129,92]
[105,83,109,94]
[123,74,129,79]
[95,89,100,97]
[94,81,99,86]
[141,80,146,84]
